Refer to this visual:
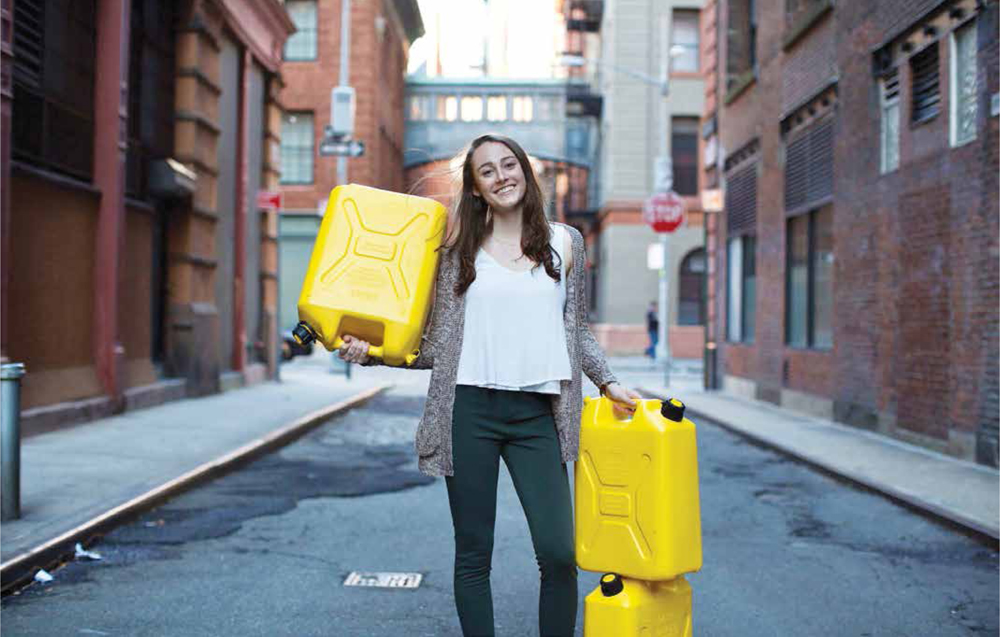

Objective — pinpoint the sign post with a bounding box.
[644,190,685,387]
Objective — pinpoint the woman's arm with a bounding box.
[564,227,616,388]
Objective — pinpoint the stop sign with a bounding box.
[644,191,685,233]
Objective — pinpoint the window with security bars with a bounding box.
[672,117,699,196]
[950,21,977,146]
[726,0,756,91]
[280,112,314,185]
[126,0,176,199]
[880,70,900,173]
[12,0,97,180]
[786,206,832,349]
[784,118,833,213]
[910,43,939,123]
[284,0,318,61]
[678,249,706,326]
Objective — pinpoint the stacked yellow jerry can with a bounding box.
[292,184,448,366]
[576,396,702,636]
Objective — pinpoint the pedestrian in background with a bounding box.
[338,133,639,637]
[646,300,659,359]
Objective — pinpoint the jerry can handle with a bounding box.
[592,395,635,422]
[333,336,384,361]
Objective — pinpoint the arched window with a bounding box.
[678,248,706,326]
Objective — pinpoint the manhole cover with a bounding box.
[343,571,423,589]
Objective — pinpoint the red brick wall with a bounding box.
[715,0,999,463]
[280,0,412,211]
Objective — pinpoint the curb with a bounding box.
[636,386,1000,545]
[0,383,392,594]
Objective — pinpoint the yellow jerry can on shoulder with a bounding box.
[584,573,693,637]
[292,184,448,367]
[575,396,702,581]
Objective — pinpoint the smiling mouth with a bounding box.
[495,185,517,195]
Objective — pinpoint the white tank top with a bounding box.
[456,224,572,395]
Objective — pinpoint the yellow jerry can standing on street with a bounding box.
[584,573,693,637]
[576,396,702,581]
[292,184,448,367]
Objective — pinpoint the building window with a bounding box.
[460,96,483,122]
[439,96,458,122]
[12,0,97,180]
[678,249,706,325]
[672,117,699,196]
[535,95,560,121]
[880,70,900,173]
[727,235,756,343]
[786,206,832,349]
[126,0,176,199]
[512,96,534,122]
[950,21,977,146]
[408,95,432,121]
[284,1,318,61]
[487,95,507,121]
[910,43,939,123]
[726,0,756,91]
[280,112,314,185]
[672,10,700,73]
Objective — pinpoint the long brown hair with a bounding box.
[445,134,561,296]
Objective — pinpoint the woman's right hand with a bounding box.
[338,335,371,364]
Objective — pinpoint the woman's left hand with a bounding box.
[604,382,642,418]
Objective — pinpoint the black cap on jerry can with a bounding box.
[600,573,624,597]
[661,398,686,422]
[292,321,317,346]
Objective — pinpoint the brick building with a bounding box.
[0,0,294,431]
[276,0,423,332]
[708,0,999,466]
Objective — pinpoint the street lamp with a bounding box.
[561,44,687,387]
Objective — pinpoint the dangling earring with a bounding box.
[485,205,492,227]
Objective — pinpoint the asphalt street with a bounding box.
[1,361,997,636]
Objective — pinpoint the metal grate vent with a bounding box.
[784,118,834,213]
[726,163,757,236]
[911,44,939,122]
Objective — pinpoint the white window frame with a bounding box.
[727,237,743,342]
[880,72,900,174]
[949,20,978,147]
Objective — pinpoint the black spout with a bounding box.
[292,322,317,346]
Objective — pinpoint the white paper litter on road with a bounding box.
[33,569,53,583]
[75,543,103,561]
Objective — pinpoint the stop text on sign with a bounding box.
[643,191,685,234]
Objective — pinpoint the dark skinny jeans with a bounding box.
[446,385,577,637]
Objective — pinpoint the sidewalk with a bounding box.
[0,353,396,592]
[609,356,1000,542]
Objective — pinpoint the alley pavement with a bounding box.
[611,356,1000,542]
[0,353,402,591]
[2,350,996,593]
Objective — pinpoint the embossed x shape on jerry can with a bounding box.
[293,184,447,367]
[575,396,703,581]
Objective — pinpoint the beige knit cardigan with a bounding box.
[367,222,617,477]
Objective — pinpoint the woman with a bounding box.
[339,134,640,636]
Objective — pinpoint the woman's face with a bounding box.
[470,141,526,212]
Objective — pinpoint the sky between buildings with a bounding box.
[407,0,564,79]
